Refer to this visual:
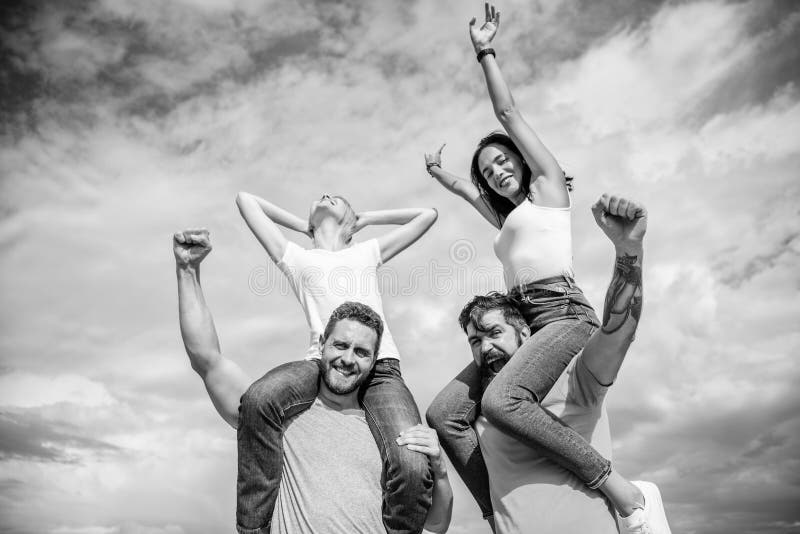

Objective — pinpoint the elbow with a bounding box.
[187,348,219,378]
[494,105,519,124]
[426,208,439,226]
[235,191,252,209]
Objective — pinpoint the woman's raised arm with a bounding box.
[470,3,568,205]
[235,192,309,263]
[358,207,438,263]
[425,144,500,228]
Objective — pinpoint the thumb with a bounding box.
[591,200,605,225]
[469,17,476,26]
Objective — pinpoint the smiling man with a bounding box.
[238,302,389,533]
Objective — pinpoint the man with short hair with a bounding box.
[174,230,452,534]
[449,195,671,533]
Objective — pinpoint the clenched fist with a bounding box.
[173,228,212,267]
[591,194,647,249]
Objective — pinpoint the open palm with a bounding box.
[469,3,500,52]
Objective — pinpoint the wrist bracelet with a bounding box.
[476,48,495,62]
[426,162,441,171]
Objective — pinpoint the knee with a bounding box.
[239,370,289,422]
[387,442,433,488]
[238,378,271,422]
[425,400,448,434]
[426,388,474,436]
[481,379,521,426]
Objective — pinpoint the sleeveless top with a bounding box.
[493,197,574,289]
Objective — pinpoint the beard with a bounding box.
[480,348,512,390]
[321,360,370,395]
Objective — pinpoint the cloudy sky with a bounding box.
[1,0,799,532]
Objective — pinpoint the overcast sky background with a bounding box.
[1,0,799,533]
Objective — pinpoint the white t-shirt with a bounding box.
[493,198,575,288]
[475,354,618,534]
[271,398,383,533]
[277,239,401,360]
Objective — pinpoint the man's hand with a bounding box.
[591,194,647,250]
[469,3,500,53]
[174,228,212,267]
[397,424,447,478]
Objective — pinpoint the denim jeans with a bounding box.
[426,277,610,519]
[237,358,432,534]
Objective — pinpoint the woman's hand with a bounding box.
[469,2,501,53]
[397,424,447,478]
[424,143,446,173]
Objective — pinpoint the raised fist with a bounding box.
[173,228,212,267]
[591,194,647,248]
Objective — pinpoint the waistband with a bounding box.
[508,275,577,297]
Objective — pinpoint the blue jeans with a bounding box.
[426,277,610,519]
[237,358,433,534]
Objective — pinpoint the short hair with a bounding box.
[458,292,527,335]
[322,301,384,356]
[470,130,574,226]
[308,196,358,244]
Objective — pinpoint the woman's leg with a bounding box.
[425,360,494,520]
[360,359,433,534]
[236,359,321,534]
[481,317,613,487]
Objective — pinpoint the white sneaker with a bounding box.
[616,481,672,534]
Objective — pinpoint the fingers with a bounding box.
[591,197,607,226]
[608,195,621,215]
[496,10,501,26]
[485,2,490,22]
[624,200,637,220]
[593,194,644,220]
[396,425,439,452]
[174,228,211,246]
[437,143,446,155]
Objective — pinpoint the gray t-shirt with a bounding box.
[475,353,618,534]
[271,397,383,534]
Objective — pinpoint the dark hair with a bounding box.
[322,301,384,356]
[470,131,574,225]
[458,292,527,335]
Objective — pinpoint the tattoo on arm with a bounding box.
[601,253,643,334]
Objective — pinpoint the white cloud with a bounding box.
[0,373,116,408]
[548,1,757,137]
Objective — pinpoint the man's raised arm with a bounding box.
[581,195,647,385]
[175,229,250,429]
